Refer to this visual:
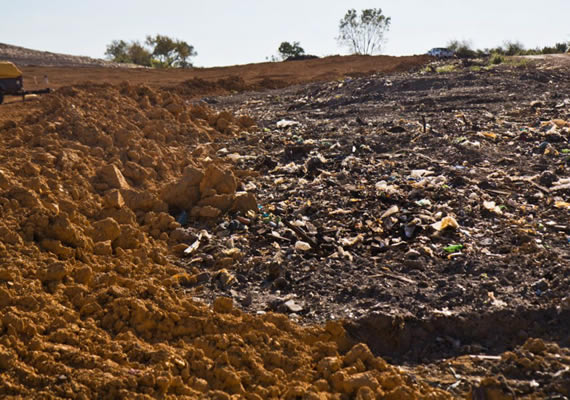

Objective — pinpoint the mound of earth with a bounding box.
[0,42,138,68]
[11,54,432,100]
[0,83,453,398]
[2,55,568,399]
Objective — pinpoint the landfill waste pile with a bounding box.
[182,60,570,397]
[0,57,569,399]
[0,82,460,398]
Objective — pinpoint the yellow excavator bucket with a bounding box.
[0,62,22,79]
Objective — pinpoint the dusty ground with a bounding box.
[14,55,430,93]
[0,53,569,399]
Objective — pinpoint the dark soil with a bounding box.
[175,62,570,367]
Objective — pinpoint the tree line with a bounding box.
[105,34,196,68]
[106,9,392,67]
[105,10,569,68]
[447,39,570,58]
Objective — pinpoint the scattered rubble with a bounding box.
[0,81,451,398]
[0,58,569,398]
[189,61,569,397]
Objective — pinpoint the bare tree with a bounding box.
[337,8,391,55]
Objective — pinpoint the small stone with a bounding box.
[524,338,546,354]
[200,165,237,195]
[166,102,184,115]
[404,259,423,270]
[284,299,303,313]
[44,262,68,281]
[231,192,258,213]
[538,171,557,187]
[90,217,121,242]
[344,371,379,394]
[103,189,125,208]
[195,272,211,284]
[344,343,374,366]
[198,194,233,211]
[531,278,549,292]
[40,239,74,259]
[0,288,12,308]
[160,166,203,210]
[272,277,289,290]
[190,206,221,218]
[213,297,233,313]
[73,265,93,285]
[431,216,459,231]
[405,249,421,259]
[215,269,235,288]
[240,293,253,307]
[317,357,342,378]
[98,164,131,190]
[295,241,311,251]
[113,224,143,249]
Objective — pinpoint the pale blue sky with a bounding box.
[1,1,569,67]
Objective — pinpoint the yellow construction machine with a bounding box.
[0,61,51,104]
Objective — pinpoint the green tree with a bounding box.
[173,41,196,68]
[278,41,305,59]
[337,8,391,55]
[554,42,569,53]
[127,41,152,66]
[105,40,131,63]
[105,40,152,66]
[146,34,197,68]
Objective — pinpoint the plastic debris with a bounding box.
[276,119,300,128]
[483,201,503,215]
[444,244,464,253]
[432,216,460,231]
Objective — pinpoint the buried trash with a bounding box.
[3,57,570,399]
[432,216,460,231]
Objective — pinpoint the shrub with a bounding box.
[447,40,477,58]
[490,53,504,65]
[436,64,457,73]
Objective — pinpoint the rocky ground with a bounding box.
[0,57,569,398]
[181,60,570,397]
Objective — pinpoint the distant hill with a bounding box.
[0,43,143,68]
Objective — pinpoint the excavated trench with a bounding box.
[346,308,570,363]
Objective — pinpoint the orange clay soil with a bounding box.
[17,55,432,94]
[0,82,456,399]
